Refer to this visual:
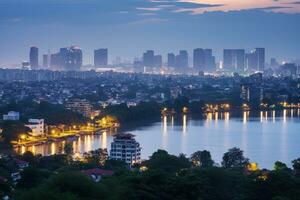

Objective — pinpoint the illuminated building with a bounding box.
[65,99,93,118]
[25,119,45,137]
[110,133,141,165]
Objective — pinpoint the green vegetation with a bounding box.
[1,148,300,200]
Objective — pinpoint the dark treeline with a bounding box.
[1,148,300,200]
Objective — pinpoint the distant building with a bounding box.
[43,54,50,68]
[223,49,245,72]
[143,50,155,68]
[110,133,141,165]
[176,50,188,69]
[167,53,176,68]
[26,119,45,137]
[270,58,279,68]
[22,61,30,70]
[193,48,216,72]
[94,48,108,67]
[193,48,205,71]
[50,46,82,71]
[65,99,93,118]
[154,55,162,68]
[255,48,265,71]
[3,111,20,121]
[245,48,265,71]
[29,46,39,70]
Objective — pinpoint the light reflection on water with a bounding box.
[15,109,300,168]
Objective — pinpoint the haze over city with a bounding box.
[0,0,300,66]
[1,1,300,200]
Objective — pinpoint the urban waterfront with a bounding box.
[16,109,300,169]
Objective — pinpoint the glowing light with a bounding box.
[51,143,56,155]
[183,114,187,133]
[101,131,107,149]
[247,162,259,171]
[163,115,167,133]
[283,109,287,123]
[224,112,230,121]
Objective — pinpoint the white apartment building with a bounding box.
[3,111,20,121]
[110,133,141,165]
[25,119,45,137]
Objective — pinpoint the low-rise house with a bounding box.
[82,168,114,182]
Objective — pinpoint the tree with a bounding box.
[191,150,214,168]
[145,150,191,172]
[64,143,73,163]
[83,148,108,166]
[222,147,249,168]
[274,161,288,171]
[292,158,300,175]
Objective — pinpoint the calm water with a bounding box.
[16,110,300,169]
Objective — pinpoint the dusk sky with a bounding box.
[0,0,300,66]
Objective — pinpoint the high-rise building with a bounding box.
[50,46,82,71]
[29,46,39,70]
[154,55,162,68]
[94,48,108,67]
[167,53,176,68]
[110,133,141,165]
[176,50,188,69]
[193,48,205,71]
[193,48,216,72]
[245,48,265,71]
[255,48,265,71]
[143,50,155,68]
[61,46,82,71]
[223,49,245,72]
[43,54,50,68]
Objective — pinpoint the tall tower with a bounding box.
[30,46,39,70]
[94,48,108,67]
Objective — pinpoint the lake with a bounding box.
[16,109,300,169]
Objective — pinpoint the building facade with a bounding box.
[65,99,93,118]
[29,46,39,70]
[3,111,20,121]
[94,48,108,67]
[25,119,45,137]
[110,133,141,165]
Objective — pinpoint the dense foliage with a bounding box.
[1,148,300,200]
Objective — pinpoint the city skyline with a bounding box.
[0,0,300,66]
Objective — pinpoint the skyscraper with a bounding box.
[223,49,245,72]
[29,46,39,70]
[245,48,265,71]
[43,54,49,68]
[154,55,162,68]
[58,46,82,71]
[94,48,108,67]
[255,48,265,71]
[167,53,176,68]
[193,48,205,71]
[143,50,155,68]
[176,50,188,69]
[193,48,216,72]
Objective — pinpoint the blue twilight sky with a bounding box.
[0,0,300,66]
